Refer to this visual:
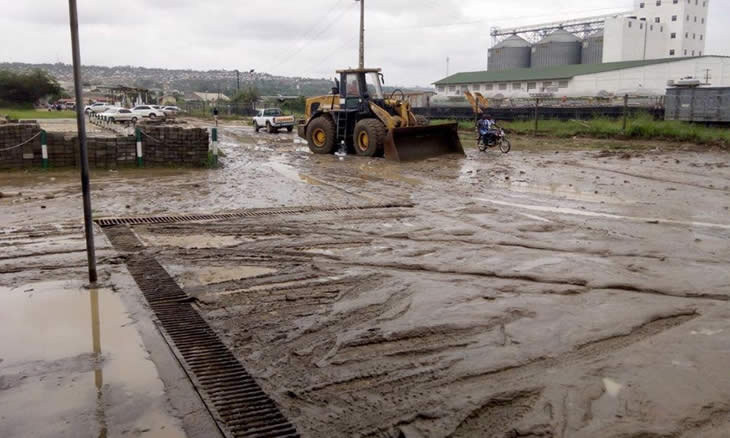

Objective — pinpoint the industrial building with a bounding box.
[436,0,716,99]
[434,56,730,99]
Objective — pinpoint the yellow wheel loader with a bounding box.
[297,68,465,162]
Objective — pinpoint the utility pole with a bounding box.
[235,69,240,92]
[356,0,365,69]
[67,0,97,284]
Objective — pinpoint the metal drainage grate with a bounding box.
[95,202,414,227]
[105,226,300,438]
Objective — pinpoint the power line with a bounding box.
[264,0,355,73]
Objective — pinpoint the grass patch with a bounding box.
[432,118,476,131]
[503,114,730,145]
[1,106,76,120]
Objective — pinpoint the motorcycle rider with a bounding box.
[477,114,492,146]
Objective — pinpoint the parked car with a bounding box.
[84,102,111,114]
[99,107,138,124]
[162,106,182,116]
[131,105,166,120]
[253,108,295,133]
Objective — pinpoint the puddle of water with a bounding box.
[166,265,277,288]
[266,161,325,186]
[357,163,423,186]
[0,280,185,438]
[138,231,245,249]
[478,198,730,230]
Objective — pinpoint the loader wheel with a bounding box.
[354,119,386,157]
[415,115,430,126]
[306,116,337,154]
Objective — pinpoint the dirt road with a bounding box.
[2,123,729,437]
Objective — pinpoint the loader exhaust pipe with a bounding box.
[383,123,465,162]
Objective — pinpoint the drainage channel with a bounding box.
[95,202,413,227]
[104,225,300,438]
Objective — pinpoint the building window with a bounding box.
[673,0,678,3]
[692,50,695,56]
[527,82,536,90]
[671,32,676,38]
[672,15,677,21]
[694,16,697,22]
[484,84,493,91]
[640,2,645,7]
[656,0,661,5]
[699,51,702,55]
[512,83,521,90]
[650,25,654,31]
[437,86,445,93]
[640,23,644,29]
[670,49,675,55]
[449,86,456,92]
[628,21,632,28]
[655,17,660,23]
[685,32,689,38]
[542,81,553,89]
[687,14,690,21]
[701,18,705,24]
[700,34,703,40]
[498,83,507,90]
[693,33,696,39]
[558,81,569,88]
[684,49,688,55]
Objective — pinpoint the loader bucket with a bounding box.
[384,123,465,162]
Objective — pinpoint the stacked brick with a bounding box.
[140,126,209,166]
[0,123,42,169]
[0,125,209,169]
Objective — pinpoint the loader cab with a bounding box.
[337,68,384,110]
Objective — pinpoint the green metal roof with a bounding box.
[434,57,704,85]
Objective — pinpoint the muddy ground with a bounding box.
[1,122,730,437]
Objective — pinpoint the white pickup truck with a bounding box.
[253,108,295,133]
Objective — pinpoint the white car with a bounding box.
[131,105,166,120]
[162,106,182,116]
[99,107,138,124]
[84,102,111,114]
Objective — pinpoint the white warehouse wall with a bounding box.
[434,57,730,100]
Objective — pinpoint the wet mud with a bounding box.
[2,122,730,437]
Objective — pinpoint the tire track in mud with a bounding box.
[448,389,543,438]
[442,311,699,392]
[573,163,728,192]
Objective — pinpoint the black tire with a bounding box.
[287,126,293,132]
[306,116,337,154]
[266,122,274,134]
[109,117,115,123]
[415,115,430,126]
[353,119,386,157]
[131,117,138,124]
[253,122,260,132]
[500,139,511,154]
[149,113,156,120]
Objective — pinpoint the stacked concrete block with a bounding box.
[141,127,209,166]
[0,123,41,169]
[1,125,210,169]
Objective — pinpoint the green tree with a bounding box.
[0,69,63,105]
[231,86,260,108]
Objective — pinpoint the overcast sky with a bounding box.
[1,0,728,87]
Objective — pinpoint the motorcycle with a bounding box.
[478,126,511,154]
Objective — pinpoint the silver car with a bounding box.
[99,107,138,124]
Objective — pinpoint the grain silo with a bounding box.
[488,35,531,71]
[581,31,604,65]
[530,29,582,68]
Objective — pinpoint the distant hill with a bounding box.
[0,63,435,98]
[0,62,335,97]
